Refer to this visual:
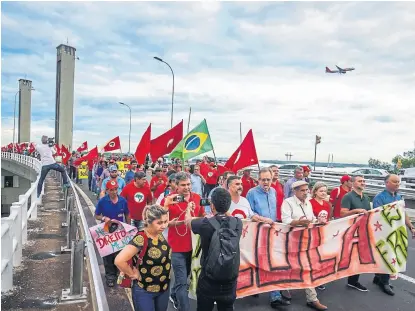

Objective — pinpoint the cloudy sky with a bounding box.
[1,1,415,164]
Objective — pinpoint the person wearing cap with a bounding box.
[120,171,153,230]
[329,175,352,219]
[302,166,311,183]
[241,168,257,197]
[95,179,130,287]
[283,166,304,198]
[150,167,168,202]
[246,168,290,308]
[100,165,126,199]
[124,160,138,184]
[281,180,328,311]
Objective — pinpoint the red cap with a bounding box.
[106,179,118,190]
[302,166,311,172]
[340,175,351,183]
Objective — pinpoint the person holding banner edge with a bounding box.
[281,180,328,311]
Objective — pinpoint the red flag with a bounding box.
[150,120,183,161]
[76,141,88,152]
[102,136,121,152]
[61,145,71,165]
[54,144,61,155]
[224,129,259,173]
[28,143,35,154]
[74,146,98,166]
[135,124,151,165]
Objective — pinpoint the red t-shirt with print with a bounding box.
[120,182,153,220]
[161,192,205,253]
[309,198,331,222]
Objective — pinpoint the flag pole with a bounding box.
[187,107,192,134]
[239,122,242,144]
[204,118,218,165]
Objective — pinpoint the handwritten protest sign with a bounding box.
[89,221,138,257]
[189,201,408,299]
[77,161,88,179]
[116,161,130,178]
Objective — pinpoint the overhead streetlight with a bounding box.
[119,102,132,154]
[153,56,175,128]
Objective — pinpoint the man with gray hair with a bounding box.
[36,135,70,197]
[281,180,328,310]
[283,166,304,198]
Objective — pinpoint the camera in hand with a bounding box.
[173,194,185,203]
[47,137,55,147]
[200,198,210,206]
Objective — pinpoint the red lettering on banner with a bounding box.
[237,268,254,290]
[307,227,336,281]
[338,214,375,271]
[256,224,303,286]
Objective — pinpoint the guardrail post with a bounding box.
[1,223,13,293]
[30,183,38,219]
[61,239,87,303]
[9,204,22,267]
[61,211,77,253]
[18,195,28,245]
[62,195,74,227]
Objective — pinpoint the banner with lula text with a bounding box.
[189,200,408,299]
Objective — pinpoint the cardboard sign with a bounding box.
[89,221,138,257]
[189,201,408,299]
[77,161,88,179]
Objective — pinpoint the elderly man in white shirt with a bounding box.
[281,180,328,311]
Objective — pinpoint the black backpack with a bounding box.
[204,216,241,282]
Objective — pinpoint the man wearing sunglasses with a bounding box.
[99,165,126,198]
[246,168,290,308]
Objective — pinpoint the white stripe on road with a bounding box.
[398,273,415,284]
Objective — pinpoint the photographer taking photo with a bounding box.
[36,135,70,197]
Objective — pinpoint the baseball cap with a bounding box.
[106,180,118,190]
[340,175,351,183]
[155,167,162,172]
[292,180,309,190]
[302,166,311,172]
[134,171,146,179]
[109,165,118,172]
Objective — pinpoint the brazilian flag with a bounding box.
[169,119,213,160]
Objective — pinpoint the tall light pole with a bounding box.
[153,56,175,128]
[12,90,19,153]
[119,102,131,154]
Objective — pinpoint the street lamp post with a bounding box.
[153,56,175,128]
[119,102,132,154]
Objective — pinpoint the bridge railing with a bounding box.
[1,152,42,293]
[1,152,110,311]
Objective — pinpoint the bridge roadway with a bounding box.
[76,181,415,311]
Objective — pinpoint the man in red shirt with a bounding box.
[87,159,95,191]
[150,167,168,202]
[199,156,209,178]
[120,171,152,229]
[203,160,218,198]
[161,172,205,311]
[241,169,257,197]
[329,175,352,219]
[270,165,284,221]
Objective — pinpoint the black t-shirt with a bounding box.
[191,214,242,284]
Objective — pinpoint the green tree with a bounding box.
[368,158,391,170]
[391,149,415,169]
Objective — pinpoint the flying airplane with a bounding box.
[325,65,355,74]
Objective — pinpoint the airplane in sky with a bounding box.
[325,65,355,74]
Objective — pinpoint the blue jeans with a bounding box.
[132,281,169,311]
[37,163,69,197]
[171,252,191,311]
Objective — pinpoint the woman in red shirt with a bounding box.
[309,181,331,291]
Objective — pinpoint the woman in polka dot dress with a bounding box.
[115,204,171,311]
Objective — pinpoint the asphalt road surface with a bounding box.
[78,181,415,311]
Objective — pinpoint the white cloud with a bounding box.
[1,2,415,164]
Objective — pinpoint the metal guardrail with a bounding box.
[1,151,42,292]
[248,168,415,200]
[1,152,109,311]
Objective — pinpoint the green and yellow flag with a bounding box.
[169,119,213,160]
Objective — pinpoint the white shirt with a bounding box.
[156,193,165,205]
[281,196,316,225]
[229,196,255,220]
[35,144,56,166]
